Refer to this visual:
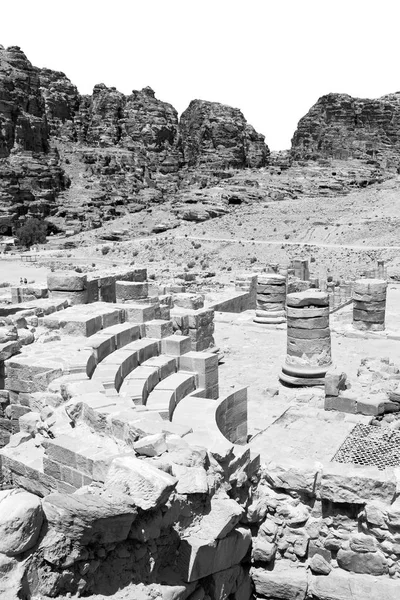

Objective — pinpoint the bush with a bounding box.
[15,218,48,247]
[101,246,110,255]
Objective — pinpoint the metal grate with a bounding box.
[331,423,400,470]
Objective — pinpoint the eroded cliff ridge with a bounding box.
[291,92,400,168]
[0,45,270,233]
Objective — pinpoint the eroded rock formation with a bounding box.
[180,99,269,169]
[291,92,400,169]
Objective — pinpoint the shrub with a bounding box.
[15,218,48,247]
[101,246,110,255]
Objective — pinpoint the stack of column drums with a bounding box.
[280,290,332,386]
[254,270,287,324]
[352,279,387,331]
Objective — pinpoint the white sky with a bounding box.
[2,0,400,150]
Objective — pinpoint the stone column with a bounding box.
[254,273,286,324]
[352,279,387,331]
[280,290,331,386]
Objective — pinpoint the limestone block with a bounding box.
[286,291,329,308]
[353,291,387,302]
[258,274,286,286]
[325,368,347,397]
[251,565,307,600]
[286,306,330,318]
[49,290,88,305]
[0,489,43,556]
[289,327,330,339]
[0,340,22,361]
[47,271,87,291]
[353,299,386,311]
[161,334,192,357]
[252,538,277,562]
[287,316,329,330]
[42,492,137,546]
[257,283,286,294]
[336,548,387,575]
[364,501,387,527]
[353,308,385,323]
[116,280,149,301]
[309,570,400,600]
[178,527,251,582]
[320,463,396,504]
[197,495,243,540]
[257,293,286,304]
[324,392,357,414]
[287,336,331,358]
[353,279,387,296]
[121,303,156,323]
[353,321,384,331]
[133,433,167,457]
[205,565,250,600]
[145,319,174,339]
[18,411,40,434]
[105,455,177,510]
[173,293,205,310]
[172,464,208,494]
[356,394,399,416]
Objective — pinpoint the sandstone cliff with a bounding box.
[180,99,269,169]
[291,92,400,169]
[0,45,270,233]
[0,46,68,234]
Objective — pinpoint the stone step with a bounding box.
[146,371,197,420]
[119,355,178,405]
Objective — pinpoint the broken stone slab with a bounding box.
[178,526,251,582]
[325,367,347,397]
[133,432,167,457]
[251,564,307,600]
[263,460,320,495]
[196,494,243,541]
[0,489,43,556]
[42,492,137,546]
[105,455,177,510]
[319,463,396,504]
[172,464,208,494]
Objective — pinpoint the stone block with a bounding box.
[325,368,347,397]
[49,290,88,305]
[353,308,385,323]
[178,527,251,582]
[320,463,396,504]
[356,394,399,416]
[353,279,387,296]
[251,565,307,600]
[47,271,87,292]
[308,570,400,600]
[173,293,205,310]
[287,316,329,329]
[324,392,357,414]
[0,489,43,556]
[161,335,192,356]
[337,548,387,575]
[286,290,329,308]
[172,464,209,494]
[145,319,174,339]
[120,303,156,323]
[116,281,148,301]
[105,455,177,510]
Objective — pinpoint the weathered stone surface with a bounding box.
[251,565,307,600]
[291,92,400,169]
[308,570,400,600]
[349,533,377,553]
[105,455,177,510]
[178,527,251,582]
[336,548,387,575]
[286,291,329,308]
[309,553,332,575]
[172,464,208,495]
[0,489,43,555]
[47,271,87,291]
[180,99,269,169]
[133,433,167,457]
[320,463,396,504]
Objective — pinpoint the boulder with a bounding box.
[105,455,177,510]
[0,489,43,556]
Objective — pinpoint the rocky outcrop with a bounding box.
[291,92,400,169]
[179,99,269,169]
[0,46,68,233]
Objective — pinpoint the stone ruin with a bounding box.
[1,265,400,600]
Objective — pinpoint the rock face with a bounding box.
[0,45,270,233]
[179,99,269,169]
[291,92,400,168]
[0,46,68,234]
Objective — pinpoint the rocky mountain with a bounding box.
[0,45,269,234]
[0,46,68,234]
[291,92,400,169]
[180,99,269,169]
